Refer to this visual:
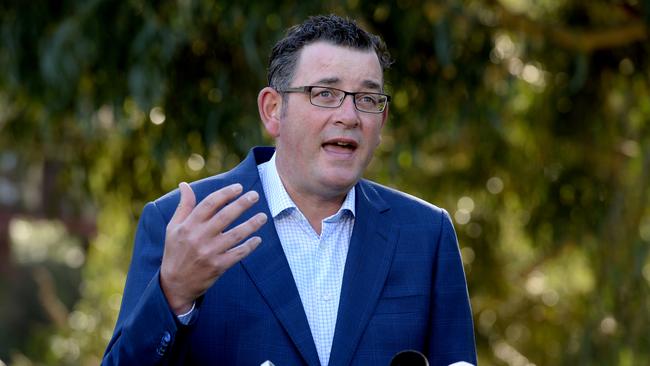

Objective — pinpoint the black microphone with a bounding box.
[389,350,429,366]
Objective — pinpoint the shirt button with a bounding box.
[322,293,332,301]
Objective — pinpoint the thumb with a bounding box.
[170,182,196,225]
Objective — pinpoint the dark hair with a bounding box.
[267,14,393,91]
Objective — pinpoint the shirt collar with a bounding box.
[258,152,355,219]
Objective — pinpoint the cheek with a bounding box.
[277,121,311,155]
[371,138,380,152]
[366,125,383,148]
[282,112,324,143]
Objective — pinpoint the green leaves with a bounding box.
[1,1,649,364]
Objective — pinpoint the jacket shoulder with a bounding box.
[361,180,449,224]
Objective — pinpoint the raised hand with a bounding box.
[160,182,268,314]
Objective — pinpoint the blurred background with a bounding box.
[1,0,649,365]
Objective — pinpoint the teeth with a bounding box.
[336,142,349,146]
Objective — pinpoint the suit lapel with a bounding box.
[237,148,320,366]
[328,181,396,366]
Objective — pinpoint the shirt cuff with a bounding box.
[176,302,196,325]
[448,362,474,366]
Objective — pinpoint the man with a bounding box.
[103,14,476,366]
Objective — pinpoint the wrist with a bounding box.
[171,300,193,315]
[159,271,194,315]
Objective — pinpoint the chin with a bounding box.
[321,174,359,192]
[315,162,363,184]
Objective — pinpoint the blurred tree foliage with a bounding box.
[1,0,649,365]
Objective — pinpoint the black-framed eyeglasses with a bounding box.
[280,86,391,114]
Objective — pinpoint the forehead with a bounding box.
[292,41,383,89]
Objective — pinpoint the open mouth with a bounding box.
[322,139,358,154]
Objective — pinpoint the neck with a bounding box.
[286,180,348,235]
[273,150,353,234]
[273,171,349,235]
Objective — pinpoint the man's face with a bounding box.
[274,41,387,200]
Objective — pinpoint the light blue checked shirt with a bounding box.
[258,153,355,366]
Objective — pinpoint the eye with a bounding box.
[358,94,378,105]
[311,87,338,100]
[318,90,333,98]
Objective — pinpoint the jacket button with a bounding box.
[161,331,171,345]
[156,331,172,356]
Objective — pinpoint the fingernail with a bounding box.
[246,191,259,202]
[256,213,267,224]
[231,183,243,193]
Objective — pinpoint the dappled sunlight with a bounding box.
[1,0,649,364]
[10,219,84,268]
[148,106,166,125]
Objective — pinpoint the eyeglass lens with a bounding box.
[309,87,387,113]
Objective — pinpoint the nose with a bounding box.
[334,94,360,128]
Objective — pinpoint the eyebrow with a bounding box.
[313,77,383,91]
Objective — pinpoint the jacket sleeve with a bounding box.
[102,201,192,365]
[427,209,478,366]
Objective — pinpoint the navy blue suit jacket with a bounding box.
[103,147,476,365]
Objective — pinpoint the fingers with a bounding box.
[170,182,196,226]
[216,212,268,252]
[219,236,263,269]
[189,183,244,222]
[206,190,263,235]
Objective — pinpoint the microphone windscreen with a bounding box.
[389,350,429,366]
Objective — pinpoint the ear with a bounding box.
[258,87,282,137]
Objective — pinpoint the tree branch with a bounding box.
[494,5,648,52]
[455,1,650,52]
